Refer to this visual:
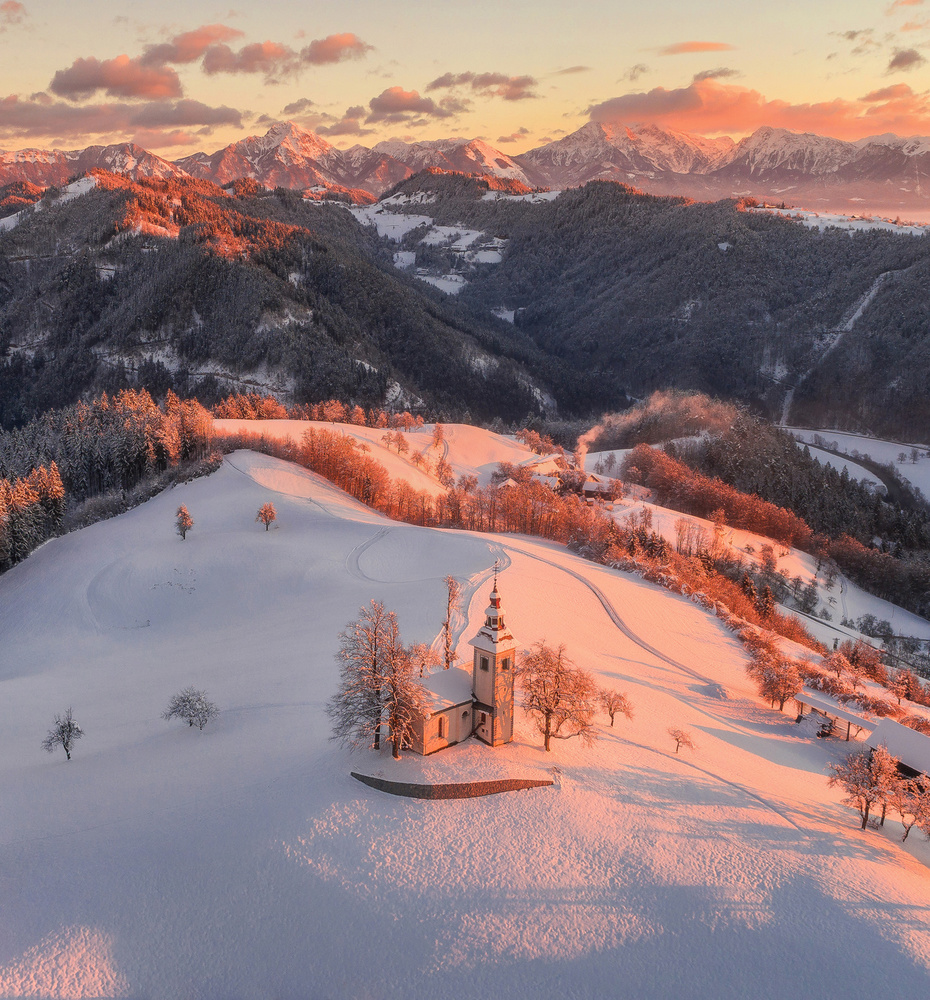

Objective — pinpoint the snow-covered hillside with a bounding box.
[3,430,930,998]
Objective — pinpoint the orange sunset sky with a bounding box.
[0,0,928,154]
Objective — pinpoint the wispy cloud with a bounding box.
[659,41,734,56]
[426,71,539,101]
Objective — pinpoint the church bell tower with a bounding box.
[468,577,515,746]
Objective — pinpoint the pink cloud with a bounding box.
[887,0,924,12]
[587,77,930,140]
[0,95,242,143]
[140,24,245,66]
[50,55,182,100]
[0,1,25,28]
[659,41,734,56]
[301,33,372,65]
[202,41,298,79]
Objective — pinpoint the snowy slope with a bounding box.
[3,436,930,998]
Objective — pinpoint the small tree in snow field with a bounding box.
[256,502,277,531]
[600,689,633,727]
[163,687,219,730]
[175,505,193,540]
[668,727,695,754]
[42,707,84,761]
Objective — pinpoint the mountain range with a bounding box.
[2,120,930,213]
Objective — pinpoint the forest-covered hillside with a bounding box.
[0,173,559,429]
[379,175,930,437]
[2,170,930,439]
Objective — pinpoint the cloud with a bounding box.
[659,41,734,56]
[831,29,880,55]
[586,76,930,140]
[887,0,923,12]
[0,94,242,143]
[199,32,372,82]
[50,56,183,100]
[901,18,930,29]
[366,86,462,123]
[497,127,531,143]
[301,33,372,65]
[140,24,244,66]
[202,41,298,80]
[0,1,25,28]
[281,97,316,115]
[623,64,650,82]
[692,67,740,82]
[887,47,926,71]
[426,70,539,100]
[317,106,375,136]
[553,65,590,75]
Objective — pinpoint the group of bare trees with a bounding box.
[42,688,219,761]
[829,745,930,840]
[173,501,277,541]
[328,605,636,756]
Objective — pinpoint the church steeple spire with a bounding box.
[468,569,516,746]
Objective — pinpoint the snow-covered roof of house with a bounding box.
[525,457,562,475]
[583,474,613,493]
[796,687,875,730]
[418,666,473,714]
[497,477,520,489]
[868,719,930,775]
[534,474,560,489]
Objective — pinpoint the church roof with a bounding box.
[418,666,473,714]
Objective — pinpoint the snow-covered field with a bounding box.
[752,206,930,237]
[4,430,930,998]
[787,427,930,498]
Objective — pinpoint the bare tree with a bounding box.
[256,502,277,531]
[42,707,84,761]
[748,648,803,711]
[827,745,896,829]
[163,687,219,730]
[327,600,392,751]
[668,728,695,754]
[442,575,461,670]
[889,775,930,841]
[175,504,193,540]
[521,641,598,751]
[600,689,633,727]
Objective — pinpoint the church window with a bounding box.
[479,712,487,725]
[480,656,489,672]
[502,657,510,671]
[438,716,446,739]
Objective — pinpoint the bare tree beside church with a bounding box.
[327,600,427,757]
[521,641,598,751]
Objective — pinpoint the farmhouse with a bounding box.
[410,581,516,755]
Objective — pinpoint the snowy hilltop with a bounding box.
[2,420,930,998]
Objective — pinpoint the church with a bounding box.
[409,580,516,755]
